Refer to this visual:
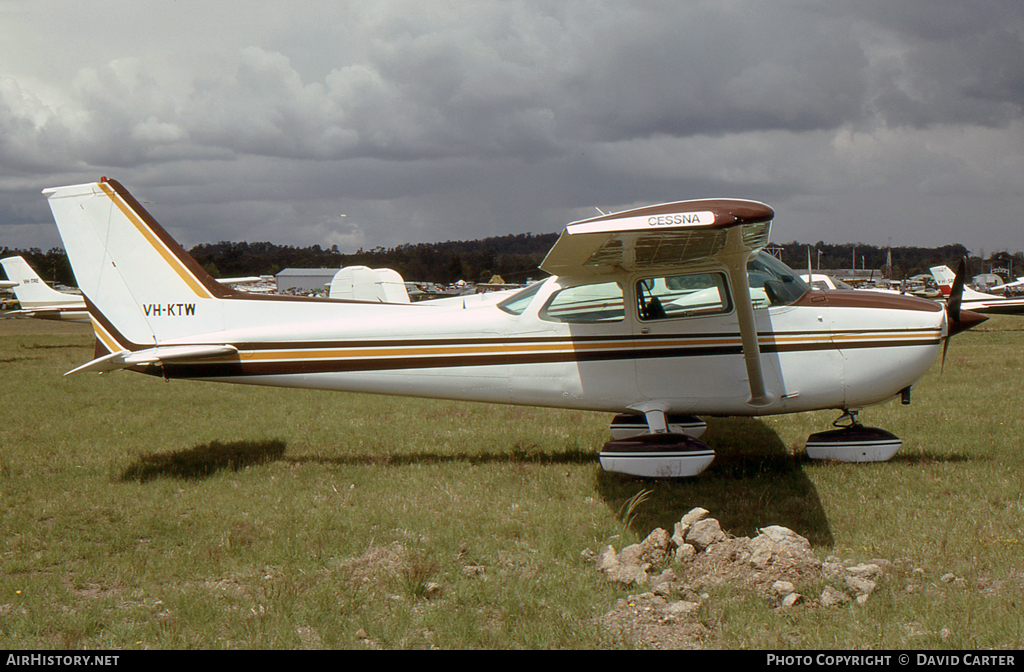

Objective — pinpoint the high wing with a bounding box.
[540,199,773,276]
[541,199,775,406]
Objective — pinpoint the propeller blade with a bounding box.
[940,259,983,373]
[947,258,965,324]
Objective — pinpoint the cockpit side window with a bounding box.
[747,251,809,308]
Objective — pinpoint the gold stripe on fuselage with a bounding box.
[214,329,941,365]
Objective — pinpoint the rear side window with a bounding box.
[497,282,543,315]
[540,282,624,323]
[636,273,731,321]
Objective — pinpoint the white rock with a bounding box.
[681,507,710,526]
[781,592,802,608]
[665,600,700,616]
[619,544,644,567]
[596,546,620,574]
[820,585,850,607]
[757,525,812,553]
[685,518,726,551]
[672,509,708,548]
[639,528,672,565]
[674,543,696,563]
[847,563,882,580]
[844,574,877,596]
[749,526,820,573]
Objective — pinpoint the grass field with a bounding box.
[1,315,1021,649]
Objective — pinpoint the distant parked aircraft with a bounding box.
[930,265,1024,315]
[800,273,901,295]
[0,256,89,321]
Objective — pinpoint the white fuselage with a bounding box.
[136,277,944,417]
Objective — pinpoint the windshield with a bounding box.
[747,252,809,307]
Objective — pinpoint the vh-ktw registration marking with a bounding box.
[143,303,196,317]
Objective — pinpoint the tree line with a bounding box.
[2,237,1020,289]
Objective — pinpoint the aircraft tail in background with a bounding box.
[929,265,957,297]
[0,255,89,321]
[0,255,80,307]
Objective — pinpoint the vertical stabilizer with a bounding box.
[929,266,956,297]
[44,179,235,347]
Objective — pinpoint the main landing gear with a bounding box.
[599,411,715,478]
[599,407,904,477]
[804,409,902,463]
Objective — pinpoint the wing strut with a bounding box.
[720,228,774,408]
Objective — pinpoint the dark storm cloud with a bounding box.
[856,1,1024,129]
[0,0,1022,253]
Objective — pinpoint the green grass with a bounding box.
[0,316,1022,649]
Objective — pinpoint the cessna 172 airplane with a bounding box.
[931,265,1024,315]
[43,178,985,477]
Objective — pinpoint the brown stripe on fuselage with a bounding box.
[141,329,939,380]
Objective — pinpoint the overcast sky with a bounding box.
[1,0,1022,258]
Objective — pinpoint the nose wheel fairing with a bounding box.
[804,410,902,462]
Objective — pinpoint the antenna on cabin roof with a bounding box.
[595,207,607,215]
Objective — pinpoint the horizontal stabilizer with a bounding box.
[3,305,88,319]
[65,344,238,376]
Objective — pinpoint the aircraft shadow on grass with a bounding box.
[117,419,836,547]
[887,451,972,465]
[115,436,596,484]
[118,439,287,483]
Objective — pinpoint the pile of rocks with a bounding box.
[589,507,891,611]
